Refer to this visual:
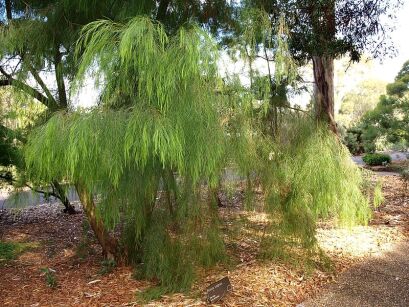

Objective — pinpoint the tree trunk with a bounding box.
[51,180,77,214]
[5,0,12,21]
[312,55,338,134]
[75,183,120,261]
[54,46,68,109]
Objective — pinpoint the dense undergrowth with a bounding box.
[23,16,379,297]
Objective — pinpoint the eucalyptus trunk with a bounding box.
[312,55,337,134]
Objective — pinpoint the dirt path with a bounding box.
[304,174,409,307]
[303,241,409,307]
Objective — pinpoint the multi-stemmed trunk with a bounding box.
[75,183,120,261]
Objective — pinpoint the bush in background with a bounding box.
[362,153,391,166]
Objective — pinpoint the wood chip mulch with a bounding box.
[1,175,408,306]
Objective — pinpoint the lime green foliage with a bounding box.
[362,153,391,166]
[0,241,38,261]
[373,181,384,208]
[258,120,372,247]
[26,17,226,292]
[24,16,373,294]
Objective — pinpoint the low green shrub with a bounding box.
[362,153,392,166]
[0,242,16,261]
[0,241,38,262]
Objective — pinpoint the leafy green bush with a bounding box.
[362,153,391,166]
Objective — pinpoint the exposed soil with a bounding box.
[0,175,408,306]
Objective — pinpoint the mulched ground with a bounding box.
[0,174,408,306]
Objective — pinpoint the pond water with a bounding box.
[0,185,79,209]
[1,155,403,210]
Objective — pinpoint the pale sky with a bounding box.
[371,0,409,82]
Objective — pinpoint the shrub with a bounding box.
[0,241,38,262]
[362,153,391,166]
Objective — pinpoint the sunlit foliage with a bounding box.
[25,16,373,294]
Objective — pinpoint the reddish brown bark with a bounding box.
[75,183,120,261]
[312,55,338,134]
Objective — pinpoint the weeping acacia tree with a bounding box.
[0,0,230,213]
[25,16,375,293]
[25,17,227,282]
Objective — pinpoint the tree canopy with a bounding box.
[345,60,409,153]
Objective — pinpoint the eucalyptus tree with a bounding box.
[242,0,402,133]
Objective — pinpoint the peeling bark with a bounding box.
[312,55,338,134]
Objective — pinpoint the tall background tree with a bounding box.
[347,60,409,153]
[242,0,402,133]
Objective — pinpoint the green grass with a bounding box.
[0,241,39,262]
[40,267,58,288]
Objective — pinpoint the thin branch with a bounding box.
[0,66,59,110]
[256,54,274,62]
[283,105,308,113]
[28,65,57,105]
